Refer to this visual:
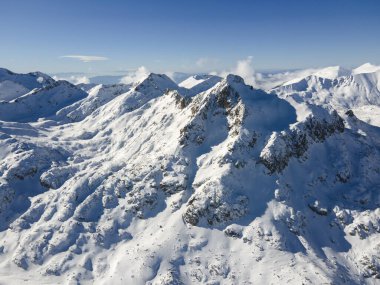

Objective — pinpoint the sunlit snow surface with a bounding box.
[0,67,379,284]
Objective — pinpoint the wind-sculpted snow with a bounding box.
[0,69,379,284]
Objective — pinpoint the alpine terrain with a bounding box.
[0,64,379,285]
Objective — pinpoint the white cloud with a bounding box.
[120,66,150,84]
[233,56,256,86]
[217,56,257,87]
[60,55,109,62]
[53,75,90,85]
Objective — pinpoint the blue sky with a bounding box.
[1,0,379,75]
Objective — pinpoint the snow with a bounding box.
[179,74,222,96]
[257,63,379,91]
[312,65,351,80]
[351,105,380,127]
[0,80,29,101]
[57,83,132,122]
[179,75,210,89]
[0,68,55,101]
[271,68,380,128]
[352,63,380,75]
[0,67,379,284]
[0,81,87,122]
[283,66,350,86]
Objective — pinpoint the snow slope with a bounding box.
[283,66,351,86]
[0,68,55,101]
[271,68,380,126]
[0,68,379,284]
[256,63,380,91]
[179,74,221,88]
[179,74,222,95]
[57,83,132,122]
[0,80,88,122]
[312,65,351,79]
[352,63,380,75]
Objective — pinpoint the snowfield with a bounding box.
[0,65,379,284]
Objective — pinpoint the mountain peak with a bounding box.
[312,65,350,79]
[28,71,53,81]
[135,73,178,93]
[141,73,173,84]
[0,68,56,101]
[352,62,380,75]
[225,74,245,85]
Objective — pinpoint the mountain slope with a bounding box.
[57,83,132,122]
[271,70,380,126]
[179,74,222,95]
[352,63,380,75]
[312,65,351,79]
[0,68,55,101]
[0,80,87,122]
[0,70,379,284]
[56,73,177,123]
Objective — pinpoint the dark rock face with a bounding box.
[183,188,249,226]
[308,202,328,216]
[345,109,355,117]
[172,92,190,109]
[260,111,345,174]
[304,111,344,142]
[224,226,243,238]
[179,83,241,147]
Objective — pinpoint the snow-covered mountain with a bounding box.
[271,64,380,127]
[281,66,351,86]
[0,68,55,101]
[0,80,88,122]
[57,83,132,122]
[179,74,222,95]
[352,63,380,75]
[0,67,379,284]
[256,63,380,91]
